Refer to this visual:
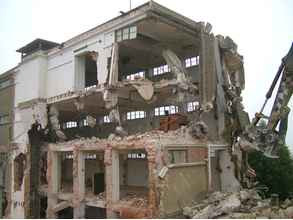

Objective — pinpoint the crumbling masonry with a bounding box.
[1,1,249,218]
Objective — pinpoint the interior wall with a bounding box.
[85,158,103,181]
[61,157,73,192]
[124,119,153,135]
[84,155,104,191]
[210,153,221,191]
[187,147,208,163]
[85,55,98,87]
[119,155,149,187]
[127,159,148,187]
[63,127,98,139]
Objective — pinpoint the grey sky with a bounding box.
[0,0,292,150]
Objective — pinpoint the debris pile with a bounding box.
[120,192,148,208]
[97,192,106,200]
[183,189,293,219]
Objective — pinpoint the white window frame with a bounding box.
[153,64,170,76]
[103,116,111,124]
[154,105,179,116]
[185,56,200,68]
[82,119,89,127]
[127,152,146,159]
[65,121,77,129]
[187,101,200,112]
[126,111,146,120]
[126,71,145,80]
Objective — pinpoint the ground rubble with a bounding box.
[183,189,293,219]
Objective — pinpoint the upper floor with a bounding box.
[12,1,204,106]
[1,0,245,144]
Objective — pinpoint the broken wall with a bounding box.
[159,163,208,217]
[11,56,49,218]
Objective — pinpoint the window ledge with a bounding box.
[167,161,206,169]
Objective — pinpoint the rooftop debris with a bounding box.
[183,189,293,219]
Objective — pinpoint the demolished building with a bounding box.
[0,1,249,218]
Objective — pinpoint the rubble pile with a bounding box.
[183,189,293,219]
[64,126,190,145]
[97,191,106,200]
[120,192,148,208]
[108,125,189,142]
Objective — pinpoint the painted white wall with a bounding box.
[14,54,47,105]
[46,32,114,96]
[46,46,75,97]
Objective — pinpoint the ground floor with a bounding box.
[3,127,242,218]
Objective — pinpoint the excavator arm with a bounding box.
[238,43,293,158]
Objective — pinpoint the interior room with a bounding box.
[84,151,105,199]
[119,150,149,207]
[60,152,73,193]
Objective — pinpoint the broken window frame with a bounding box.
[154,105,179,116]
[126,111,146,120]
[187,101,200,112]
[185,56,200,68]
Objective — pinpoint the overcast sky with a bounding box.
[0,0,292,150]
